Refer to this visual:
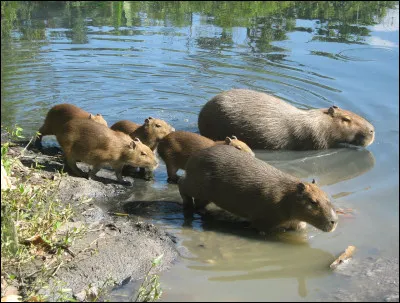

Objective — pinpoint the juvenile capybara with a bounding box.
[34,103,108,149]
[56,119,158,185]
[198,89,375,150]
[179,145,338,232]
[158,131,254,183]
[110,117,175,151]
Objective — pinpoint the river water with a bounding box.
[1,1,398,301]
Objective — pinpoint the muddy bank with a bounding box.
[2,139,180,301]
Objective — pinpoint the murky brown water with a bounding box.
[1,1,398,301]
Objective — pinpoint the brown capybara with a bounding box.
[198,89,375,150]
[158,131,254,183]
[178,144,338,232]
[56,119,158,185]
[110,117,175,151]
[110,117,174,179]
[34,103,108,149]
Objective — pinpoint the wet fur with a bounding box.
[179,145,338,232]
[198,89,375,150]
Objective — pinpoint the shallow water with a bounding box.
[1,1,399,301]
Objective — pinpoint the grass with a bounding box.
[1,126,85,301]
[1,125,164,302]
[134,254,164,302]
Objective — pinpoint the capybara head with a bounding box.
[89,113,108,127]
[224,136,255,156]
[324,106,374,147]
[142,117,175,140]
[291,179,338,232]
[123,138,158,171]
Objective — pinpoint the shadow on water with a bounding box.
[256,147,375,186]
[118,199,334,298]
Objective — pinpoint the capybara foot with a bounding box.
[167,175,180,184]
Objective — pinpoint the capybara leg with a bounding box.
[166,164,179,184]
[89,166,101,179]
[122,165,138,176]
[114,166,132,186]
[65,157,87,178]
[139,167,154,181]
[194,199,210,210]
[178,180,194,217]
[33,133,43,149]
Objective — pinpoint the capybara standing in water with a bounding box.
[110,117,174,178]
[34,103,108,149]
[198,89,375,150]
[56,119,158,185]
[179,145,338,232]
[110,117,175,151]
[158,131,254,183]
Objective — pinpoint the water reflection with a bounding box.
[256,147,375,186]
[180,227,334,298]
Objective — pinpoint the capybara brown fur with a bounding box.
[34,103,108,149]
[178,145,338,232]
[110,117,175,151]
[56,119,158,185]
[198,89,375,150]
[158,131,254,183]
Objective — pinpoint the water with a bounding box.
[1,1,399,301]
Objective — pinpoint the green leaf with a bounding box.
[152,253,163,266]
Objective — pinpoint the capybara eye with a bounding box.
[342,116,351,122]
[235,146,242,150]
[141,151,147,156]
[311,200,318,205]
[155,124,161,128]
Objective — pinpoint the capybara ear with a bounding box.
[88,114,93,119]
[145,118,150,125]
[96,113,102,117]
[148,116,153,120]
[297,182,306,193]
[312,179,316,184]
[225,137,232,144]
[133,137,141,143]
[327,106,336,117]
[129,140,137,149]
[231,135,237,140]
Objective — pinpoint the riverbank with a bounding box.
[1,134,179,301]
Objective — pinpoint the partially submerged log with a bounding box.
[330,245,356,269]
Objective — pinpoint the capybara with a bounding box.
[110,117,175,151]
[198,89,375,150]
[56,119,158,185]
[110,117,174,179]
[158,131,254,183]
[178,145,338,232]
[34,103,108,149]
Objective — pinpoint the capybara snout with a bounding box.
[293,180,338,232]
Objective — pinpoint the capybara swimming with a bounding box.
[56,119,158,185]
[34,103,108,149]
[110,117,175,151]
[158,131,254,183]
[179,145,338,232]
[198,89,375,150]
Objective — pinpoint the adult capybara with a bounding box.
[158,131,254,183]
[34,103,108,149]
[56,119,158,185]
[179,145,338,232]
[110,117,175,151]
[198,89,375,150]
